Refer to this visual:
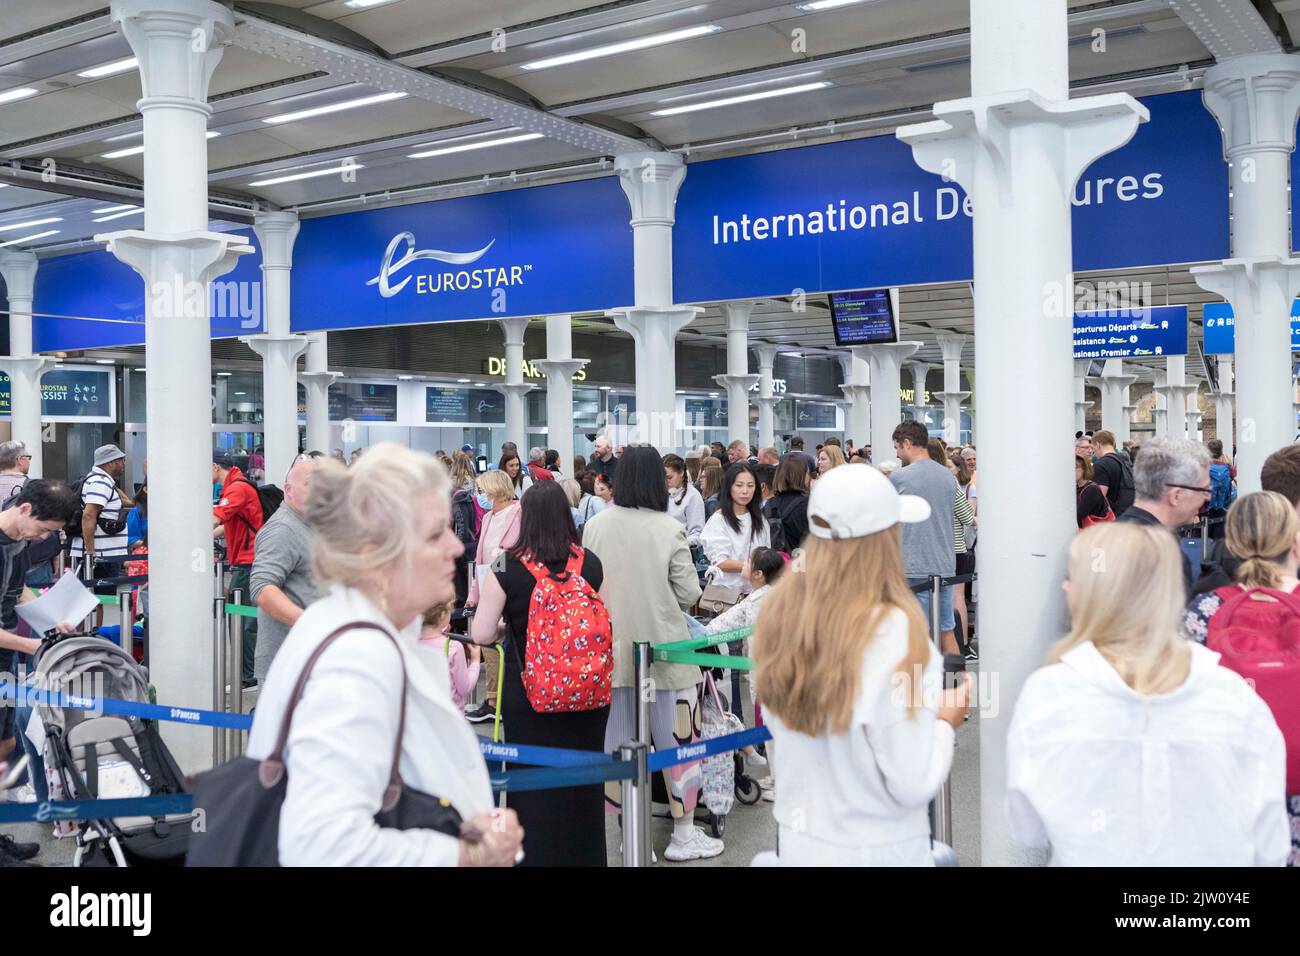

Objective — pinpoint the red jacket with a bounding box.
[214,466,263,564]
[527,461,555,482]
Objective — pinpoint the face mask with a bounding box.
[476,493,492,511]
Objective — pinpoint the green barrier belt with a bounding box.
[654,648,754,671]
[224,603,258,618]
[657,625,754,653]
[96,595,120,606]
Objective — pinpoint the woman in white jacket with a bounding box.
[752,464,970,866]
[1006,521,1290,866]
[701,461,770,592]
[245,443,523,867]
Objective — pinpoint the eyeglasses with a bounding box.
[18,455,31,461]
[1166,482,1211,496]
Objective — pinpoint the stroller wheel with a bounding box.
[709,812,725,839]
[735,773,762,806]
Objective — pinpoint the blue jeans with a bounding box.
[914,582,955,634]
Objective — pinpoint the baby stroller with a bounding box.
[33,634,193,867]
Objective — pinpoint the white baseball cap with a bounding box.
[807,463,931,540]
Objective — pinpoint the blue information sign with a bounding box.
[0,366,115,422]
[1073,305,1189,359]
[1202,301,1300,354]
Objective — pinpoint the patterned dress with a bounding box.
[1180,587,1300,866]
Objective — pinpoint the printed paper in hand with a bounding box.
[16,572,97,635]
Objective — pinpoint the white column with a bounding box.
[1152,369,1168,437]
[607,152,700,453]
[713,301,759,448]
[1191,54,1300,493]
[1073,359,1094,434]
[245,211,307,486]
[1099,358,1138,444]
[866,343,921,459]
[1186,383,1203,440]
[934,334,970,446]
[1156,354,1198,439]
[753,344,781,450]
[299,332,339,455]
[1216,357,1236,450]
[98,0,250,773]
[533,314,587,480]
[839,348,872,452]
[498,317,534,452]
[0,251,52,476]
[903,360,929,424]
[898,0,1146,865]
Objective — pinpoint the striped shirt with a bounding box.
[69,465,128,558]
[952,489,974,555]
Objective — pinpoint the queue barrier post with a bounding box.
[929,574,955,852]
[115,583,133,657]
[229,586,246,757]
[634,641,651,748]
[212,592,227,766]
[619,741,650,868]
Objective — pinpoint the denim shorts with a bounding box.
[914,583,955,633]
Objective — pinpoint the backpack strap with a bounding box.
[259,621,408,813]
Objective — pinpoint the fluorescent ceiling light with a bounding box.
[262,91,406,125]
[103,130,143,143]
[456,378,471,383]
[248,163,365,187]
[0,217,62,233]
[651,81,831,116]
[0,230,59,248]
[217,372,232,377]
[92,207,145,223]
[599,386,612,391]
[473,382,487,387]
[397,374,414,380]
[520,24,720,71]
[658,71,824,104]
[408,132,544,159]
[92,204,138,214]
[103,131,218,159]
[0,87,38,105]
[343,0,401,7]
[78,57,138,79]
[95,359,115,365]
[796,0,869,11]
[234,392,247,396]
[134,368,146,373]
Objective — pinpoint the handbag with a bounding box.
[698,583,743,615]
[186,622,463,866]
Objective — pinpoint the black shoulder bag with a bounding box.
[186,622,463,866]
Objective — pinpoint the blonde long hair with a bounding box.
[1048,522,1189,696]
[1226,491,1300,589]
[752,527,931,734]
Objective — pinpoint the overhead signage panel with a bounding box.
[0,365,116,422]
[1202,301,1300,354]
[673,91,1228,303]
[1072,304,1188,359]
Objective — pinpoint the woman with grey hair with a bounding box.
[244,443,523,866]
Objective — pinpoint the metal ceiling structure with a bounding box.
[1,0,1296,377]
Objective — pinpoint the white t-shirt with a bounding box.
[70,465,128,558]
[700,508,770,590]
[764,607,953,854]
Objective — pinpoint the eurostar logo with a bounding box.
[366,231,496,297]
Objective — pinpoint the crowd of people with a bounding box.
[2,418,1299,870]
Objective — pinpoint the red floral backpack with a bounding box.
[513,548,613,713]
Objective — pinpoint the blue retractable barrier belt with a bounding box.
[0,682,254,731]
[478,739,611,767]
[0,793,194,824]
[647,726,772,772]
[490,760,633,794]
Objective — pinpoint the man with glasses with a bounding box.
[1117,436,1212,595]
[249,452,322,683]
[0,441,31,506]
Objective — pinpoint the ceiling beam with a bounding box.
[229,10,650,157]
[1166,0,1283,58]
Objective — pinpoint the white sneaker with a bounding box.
[6,781,35,803]
[745,749,768,767]
[757,775,774,790]
[759,775,775,802]
[664,826,725,862]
